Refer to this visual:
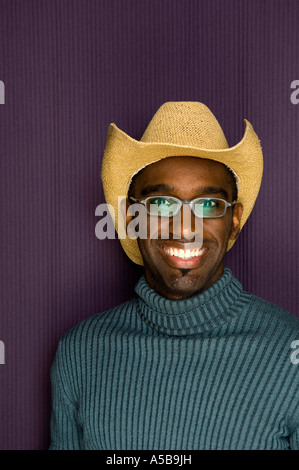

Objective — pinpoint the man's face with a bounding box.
[126,156,243,300]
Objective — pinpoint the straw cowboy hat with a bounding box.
[101,101,263,265]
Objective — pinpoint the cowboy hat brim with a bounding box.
[102,119,263,265]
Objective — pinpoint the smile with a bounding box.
[162,246,206,260]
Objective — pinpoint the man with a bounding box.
[49,102,299,450]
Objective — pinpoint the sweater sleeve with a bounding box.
[49,339,83,450]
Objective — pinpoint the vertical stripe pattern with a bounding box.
[1,0,299,449]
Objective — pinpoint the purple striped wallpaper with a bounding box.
[0,0,298,449]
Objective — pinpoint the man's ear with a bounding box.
[229,203,243,241]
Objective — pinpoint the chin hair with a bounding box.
[180,269,191,277]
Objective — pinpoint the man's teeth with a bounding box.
[163,247,205,260]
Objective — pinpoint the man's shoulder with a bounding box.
[247,292,299,332]
[242,294,299,385]
[57,297,138,348]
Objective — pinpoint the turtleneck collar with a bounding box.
[135,268,247,336]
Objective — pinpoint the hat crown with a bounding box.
[140,101,229,149]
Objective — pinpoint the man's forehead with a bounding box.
[138,183,230,200]
[129,156,237,201]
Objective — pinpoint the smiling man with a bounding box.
[126,156,243,300]
[49,102,299,450]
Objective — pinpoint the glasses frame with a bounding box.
[129,196,236,219]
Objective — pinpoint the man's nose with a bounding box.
[171,204,203,244]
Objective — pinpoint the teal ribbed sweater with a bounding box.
[49,268,299,450]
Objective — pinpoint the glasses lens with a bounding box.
[147,196,180,217]
[193,198,226,217]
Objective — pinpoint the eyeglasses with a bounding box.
[129,196,235,218]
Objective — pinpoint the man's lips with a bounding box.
[159,244,208,268]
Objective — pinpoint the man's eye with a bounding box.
[152,197,172,206]
[149,197,178,215]
[195,199,218,208]
[202,199,218,207]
